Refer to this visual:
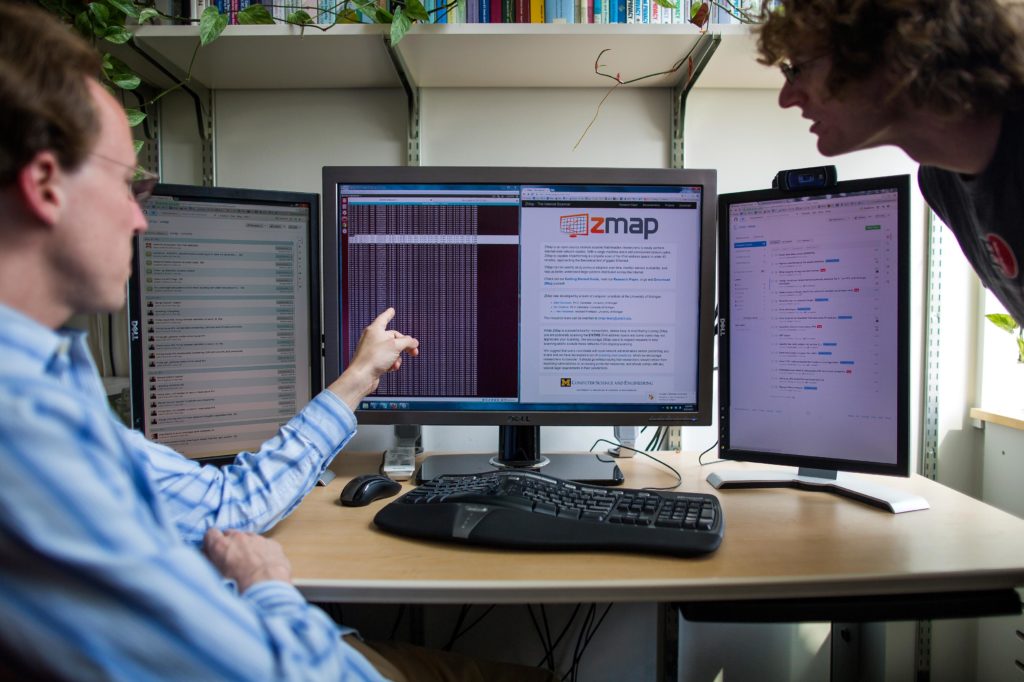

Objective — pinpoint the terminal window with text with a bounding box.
[322,167,717,431]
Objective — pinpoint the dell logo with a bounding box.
[506,415,532,424]
[130,320,139,342]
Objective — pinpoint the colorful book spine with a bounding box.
[515,0,529,22]
[490,0,502,22]
[530,0,544,21]
[545,0,574,22]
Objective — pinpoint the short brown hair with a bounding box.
[756,0,1024,116]
[0,2,103,186]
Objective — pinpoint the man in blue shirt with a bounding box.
[0,4,553,680]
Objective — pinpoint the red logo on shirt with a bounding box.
[985,234,1019,279]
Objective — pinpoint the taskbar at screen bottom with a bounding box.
[356,400,698,413]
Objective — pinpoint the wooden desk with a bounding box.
[267,451,1024,607]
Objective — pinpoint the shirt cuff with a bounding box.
[286,390,358,461]
[240,580,311,611]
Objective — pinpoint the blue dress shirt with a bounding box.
[0,304,386,681]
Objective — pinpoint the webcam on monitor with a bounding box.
[772,165,838,191]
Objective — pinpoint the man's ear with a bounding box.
[16,151,66,227]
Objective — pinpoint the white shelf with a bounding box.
[695,24,781,89]
[395,23,706,88]
[131,24,400,89]
[128,22,781,90]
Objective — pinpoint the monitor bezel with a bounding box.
[717,174,912,477]
[127,183,323,440]
[322,166,717,428]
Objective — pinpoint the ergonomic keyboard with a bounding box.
[373,469,724,557]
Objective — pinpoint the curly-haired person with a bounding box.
[758,0,1024,323]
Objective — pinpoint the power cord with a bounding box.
[529,603,611,680]
[387,604,406,640]
[697,439,725,466]
[441,604,495,651]
[589,438,682,491]
[562,604,614,682]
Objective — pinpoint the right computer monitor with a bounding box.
[712,174,928,513]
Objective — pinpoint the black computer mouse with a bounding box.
[339,473,402,507]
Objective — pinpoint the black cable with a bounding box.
[698,439,726,466]
[589,438,682,490]
[538,603,581,669]
[449,605,495,648]
[644,426,661,452]
[565,603,614,682]
[377,449,388,475]
[442,605,470,651]
[527,605,556,671]
[540,605,555,665]
[579,604,613,656]
[563,604,597,682]
[388,604,406,640]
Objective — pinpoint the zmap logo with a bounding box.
[559,213,659,239]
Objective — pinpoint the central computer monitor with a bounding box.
[711,174,928,512]
[322,167,717,484]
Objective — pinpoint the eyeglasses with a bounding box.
[90,153,160,205]
[779,54,827,85]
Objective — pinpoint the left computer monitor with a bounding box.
[127,184,321,460]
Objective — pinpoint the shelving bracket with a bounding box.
[126,38,215,185]
[383,36,421,167]
[671,33,720,169]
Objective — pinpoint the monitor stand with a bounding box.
[416,425,624,486]
[706,467,929,514]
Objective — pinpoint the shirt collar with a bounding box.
[0,303,88,377]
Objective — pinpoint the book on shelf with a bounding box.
[193,0,704,23]
[515,0,529,23]
[531,0,545,21]
[545,0,574,22]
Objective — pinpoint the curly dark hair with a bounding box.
[0,2,102,187]
[756,0,1024,116]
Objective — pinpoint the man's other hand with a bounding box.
[203,528,293,594]
[328,308,420,409]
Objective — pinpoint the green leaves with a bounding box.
[334,9,363,23]
[238,4,275,24]
[390,8,412,46]
[404,0,431,22]
[390,0,428,45]
[199,6,228,45]
[125,108,147,127]
[285,9,315,25]
[652,0,677,8]
[987,313,1020,334]
[104,0,140,18]
[102,25,133,44]
[102,53,141,90]
[986,313,1024,363]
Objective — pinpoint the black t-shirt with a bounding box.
[918,110,1024,324]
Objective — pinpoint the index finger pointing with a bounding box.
[370,307,396,330]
